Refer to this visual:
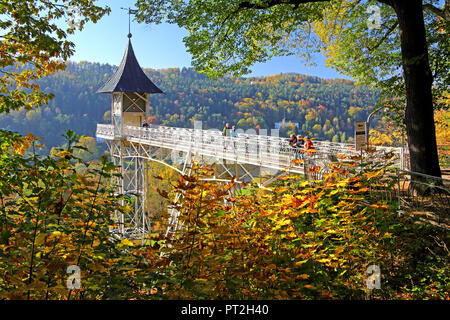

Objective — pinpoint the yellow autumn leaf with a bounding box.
[120,239,134,247]
[364,169,384,180]
[55,150,72,158]
[335,179,349,187]
[317,258,331,264]
[295,260,309,266]
[329,189,340,196]
[278,219,291,226]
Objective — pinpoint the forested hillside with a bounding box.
[0,61,379,152]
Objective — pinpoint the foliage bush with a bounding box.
[0,134,448,299]
[132,159,449,299]
[0,130,144,299]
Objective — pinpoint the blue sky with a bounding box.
[67,0,351,79]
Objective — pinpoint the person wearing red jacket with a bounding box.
[304,136,315,156]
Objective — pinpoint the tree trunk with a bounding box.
[390,0,441,178]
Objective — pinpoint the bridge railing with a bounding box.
[123,125,300,169]
[365,169,450,229]
[96,123,405,170]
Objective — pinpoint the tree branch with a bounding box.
[379,0,449,20]
[376,0,393,7]
[368,21,399,52]
[423,3,448,21]
[213,6,243,39]
[238,0,330,10]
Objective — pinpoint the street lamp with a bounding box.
[366,106,389,146]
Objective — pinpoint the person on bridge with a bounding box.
[230,125,238,150]
[296,134,305,160]
[222,123,231,136]
[304,136,316,156]
[288,134,300,159]
[230,125,238,138]
[222,123,231,151]
[288,134,297,146]
[142,120,149,128]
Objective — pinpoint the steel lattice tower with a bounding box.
[97,34,163,239]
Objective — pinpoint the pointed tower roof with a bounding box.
[97,38,163,94]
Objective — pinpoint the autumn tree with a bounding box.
[313,1,448,112]
[135,0,448,178]
[0,130,146,299]
[0,0,109,114]
[368,117,405,147]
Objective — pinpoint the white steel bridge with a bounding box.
[96,122,406,239]
[97,123,405,178]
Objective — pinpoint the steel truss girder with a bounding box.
[100,123,407,242]
[107,139,302,240]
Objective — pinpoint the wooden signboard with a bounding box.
[355,121,366,150]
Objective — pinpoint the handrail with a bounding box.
[96,123,406,170]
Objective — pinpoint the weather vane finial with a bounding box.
[121,7,137,38]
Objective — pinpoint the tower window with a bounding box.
[123,93,146,113]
